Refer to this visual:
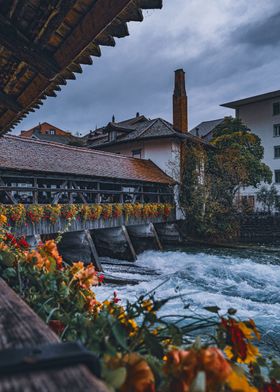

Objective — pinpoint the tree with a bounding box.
[256,185,279,213]
[180,117,272,239]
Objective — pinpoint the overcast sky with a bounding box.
[14,0,280,135]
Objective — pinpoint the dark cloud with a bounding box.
[234,11,280,47]
[13,1,280,134]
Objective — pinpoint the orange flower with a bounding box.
[74,264,98,289]
[71,261,84,275]
[0,214,7,225]
[164,348,232,392]
[164,349,198,392]
[200,347,232,389]
[119,353,155,392]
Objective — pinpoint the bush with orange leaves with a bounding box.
[0,219,280,392]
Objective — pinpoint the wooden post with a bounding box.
[96,182,101,203]
[0,278,108,391]
[84,229,103,272]
[121,225,137,261]
[33,178,38,204]
[150,223,163,251]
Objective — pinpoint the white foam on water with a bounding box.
[95,248,280,347]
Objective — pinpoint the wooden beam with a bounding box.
[150,223,163,251]
[0,91,23,113]
[84,230,103,272]
[35,0,77,45]
[121,225,137,261]
[0,278,108,391]
[0,14,60,80]
[54,0,133,69]
[0,177,17,204]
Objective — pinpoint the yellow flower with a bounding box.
[0,215,7,225]
[224,343,259,364]
[141,299,154,313]
[226,369,257,392]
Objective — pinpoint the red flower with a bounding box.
[98,274,105,284]
[113,291,120,304]
[48,320,65,335]
[17,236,30,249]
[262,380,280,392]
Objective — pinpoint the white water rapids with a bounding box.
[95,247,280,353]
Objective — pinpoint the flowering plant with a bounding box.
[2,219,277,391]
[26,204,44,223]
[1,203,173,228]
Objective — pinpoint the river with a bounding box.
[94,246,280,355]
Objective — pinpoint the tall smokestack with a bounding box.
[173,69,188,133]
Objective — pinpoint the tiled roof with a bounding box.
[86,116,207,148]
[221,90,280,108]
[0,1,163,135]
[26,130,73,145]
[189,119,224,139]
[0,136,174,185]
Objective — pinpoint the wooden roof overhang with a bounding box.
[0,0,162,135]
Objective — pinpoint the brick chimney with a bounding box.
[173,69,188,133]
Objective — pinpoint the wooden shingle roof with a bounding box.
[0,0,162,135]
[0,136,175,185]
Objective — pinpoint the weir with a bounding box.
[19,208,176,270]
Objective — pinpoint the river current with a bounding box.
[95,246,280,354]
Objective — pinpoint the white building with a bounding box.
[85,69,206,182]
[221,90,280,207]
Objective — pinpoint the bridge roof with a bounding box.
[0,136,175,185]
[0,0,162,135]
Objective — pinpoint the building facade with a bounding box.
[20,122,81,145]
[85,69,205,182]
[221,90,280,208]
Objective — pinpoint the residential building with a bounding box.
[221,90,280,208]
[85,69,206,181]
[189,118,225,141]
[20,122,82,145]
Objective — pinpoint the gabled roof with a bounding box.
[86,116,207,148]
[0,136,174,185]
[221,90,280,109]
[21,122,71,137]
[0,1,162,135]
[189,118,224,138]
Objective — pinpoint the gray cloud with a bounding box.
[234,10,280,47]
[13,0,280,134]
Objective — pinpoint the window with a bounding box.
[273,102,280,116]
[132,149,142,158]
[275,170,280,183]
[274,124,280,137]
[275,146,280,158]
[46,129,55,135]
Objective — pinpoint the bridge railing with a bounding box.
[0,203,175,235]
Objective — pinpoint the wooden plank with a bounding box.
[0,14,60,80]
[150,222,163,251]
[84,230,103,272]
[54,0,133,70]
[121,225,137,261]
[0,91,23,113]
[0,279,108,391]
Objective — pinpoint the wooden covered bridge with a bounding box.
[0,135,176,264]
[0,0,170,390]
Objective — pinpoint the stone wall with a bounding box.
[239,214,280,244]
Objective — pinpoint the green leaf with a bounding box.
[111,320,128,350]
[144,331,164,359]
[203,306,220,314]
[2,267,17,279]
[270,364,280,380]
[102,366,127,390]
